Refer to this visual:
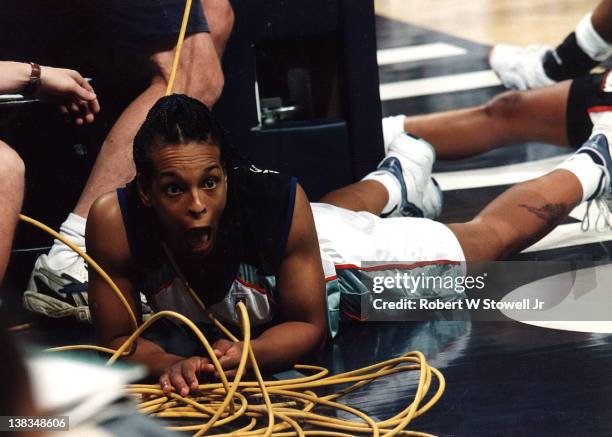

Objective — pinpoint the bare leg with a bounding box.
[447,169,583,261]
[319,180,389,215]
[404,82,571,159]
[591,0,612,42]
[0,142,24,283]
[201,0,235,56]
[74,1,233,218]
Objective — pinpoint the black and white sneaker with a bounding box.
[23,254,91,323]
[377,133,442,219]
[576,129,612,232]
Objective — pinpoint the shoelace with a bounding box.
[581,196,612,232]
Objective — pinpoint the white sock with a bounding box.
[556,152,605,202]
[46,213,86,270]
[362,170,402,214]
[576,13,612,61]
[382,115,406,153]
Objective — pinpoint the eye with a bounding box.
[163,183,183,196]
[202,177,218,190]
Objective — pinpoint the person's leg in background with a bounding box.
[382,71,612,160]
[448,116,612,261]
[0,141,25,284]
[320,134,442,219]
[383,82,571,160]
[33,0,234,286]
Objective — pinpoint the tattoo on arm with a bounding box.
[518,203,567,227]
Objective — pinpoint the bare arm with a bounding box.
[214,184,328,375]
[86,193,188,375]
[0,61,99,124]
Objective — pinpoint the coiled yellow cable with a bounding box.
[17,212,446,436]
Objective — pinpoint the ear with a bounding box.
[136,176,152,207]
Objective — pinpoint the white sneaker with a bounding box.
[24,254,91,322]
[490,44,556,90]
[577,113,612,231]
[378,133,442,219]
[382,115,407,152]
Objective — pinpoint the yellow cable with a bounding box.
[165,0,193,96]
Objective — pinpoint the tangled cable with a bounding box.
[19,212,446,437]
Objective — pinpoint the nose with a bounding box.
[188,189,207,217]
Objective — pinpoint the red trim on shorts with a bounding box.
[342,309,368,322]
[334,259,460,272]
[588,105,612,113]
[235,277,267,294]
[325,275,338,282]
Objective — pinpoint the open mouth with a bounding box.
[184,226,212,251]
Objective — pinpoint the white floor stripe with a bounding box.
[432,153,572,191]
[377,43,466,65]
[522,222,612,253]
[380,70,502,101]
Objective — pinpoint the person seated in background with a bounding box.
[0,61,99,287]
[28,0,234,302]
[88,94,611,396]
[490,0,612,90]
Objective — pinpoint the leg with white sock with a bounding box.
[447,119,611,261]
[44,213,87,272]
[319,133,442,219]
[381,81,571,159]
[491,0,612,90]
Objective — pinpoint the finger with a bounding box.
[213,339,233,356]
[218,353,240,370]
[169,369,190,397]
[201,362,215,373]
[89,97,100,114]
[159,374,173,395]
[79,78,100,113]
[68,71,97,102]
[215,368,237,379]
[69,101,80,115]
[77,100,95,124]
[197,357,213,372]
[182,362,200,392]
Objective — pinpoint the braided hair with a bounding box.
[133,94,230,180]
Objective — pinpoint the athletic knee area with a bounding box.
[152,42,224,107]
[484,90,525,121]
[0,141,25,182]
[212,0,235,38]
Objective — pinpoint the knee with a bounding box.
[483,90,525,121]
[212,0,235,41]
[0,141,25,187]
[152,36,225,108]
